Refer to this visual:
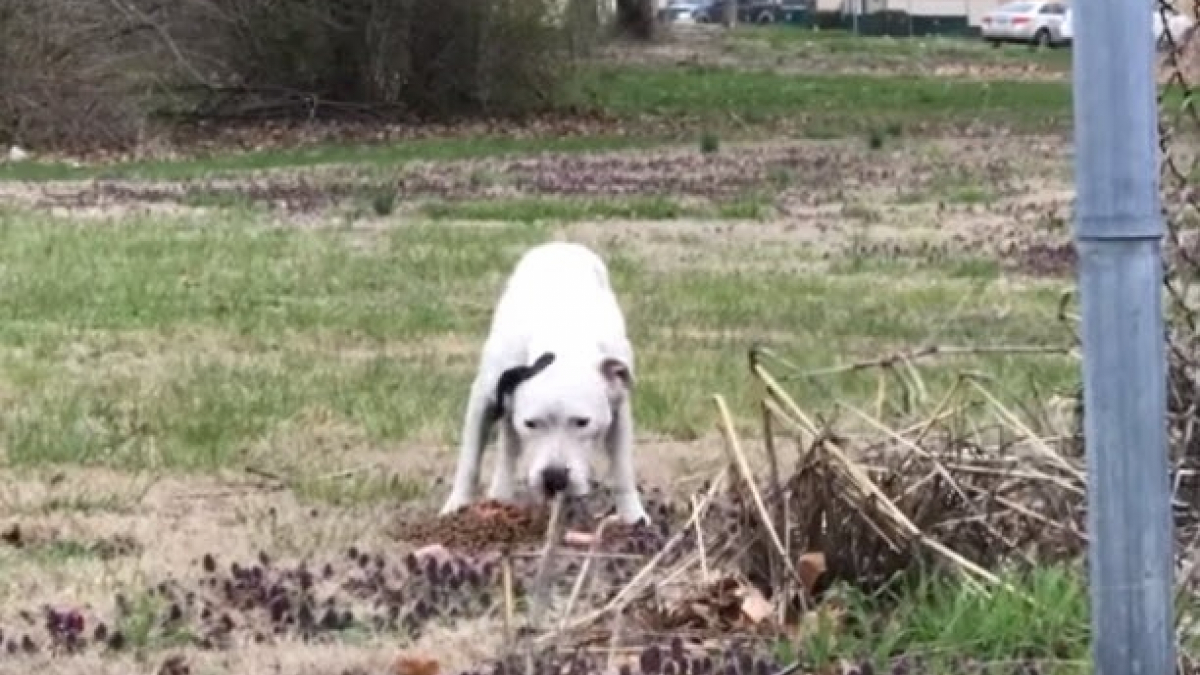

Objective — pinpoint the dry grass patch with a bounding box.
[0,159,1076,471]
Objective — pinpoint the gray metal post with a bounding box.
[1072,0,1175,671]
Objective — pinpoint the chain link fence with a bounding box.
[1144,0,1200,634]
[1154,0,1200,507]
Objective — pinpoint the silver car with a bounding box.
[980,0,1071,48]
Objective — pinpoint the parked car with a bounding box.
[980,0,1070,49]
[695,0,790,24]
[659,0,711,23]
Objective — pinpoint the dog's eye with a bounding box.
[523,419,541,430]
[569,417,590,429]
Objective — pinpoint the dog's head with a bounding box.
[494,350,633,500]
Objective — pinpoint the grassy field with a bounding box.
[0,25,1187,675]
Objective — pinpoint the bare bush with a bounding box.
[0,0,587,152]
[614,0,656,40]
[166,0,576,121]
[0,0,156,151]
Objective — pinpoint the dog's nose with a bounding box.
[540,466,570,497]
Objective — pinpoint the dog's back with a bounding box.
[485,242,629,368]
[505,241,610,294]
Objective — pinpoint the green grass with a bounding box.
[733,26,1073,67]
[420,195,771,221]
[794,565,1091,672]
[422,196,690,221]
[0,134,652,182]
[0,206,1076,472]
[792,563,1199,674]
[568,67,1074,130]
[0,65,1080,182]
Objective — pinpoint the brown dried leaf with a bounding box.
[393,656,441,675]
[739,586,773,624]
[797,551,827,594]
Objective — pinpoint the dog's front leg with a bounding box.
[606,398,651,526]
[441,374,494,515]
[486,420,520,500]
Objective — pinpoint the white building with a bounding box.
[811,0,1028,27]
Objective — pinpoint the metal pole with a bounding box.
[1072,0,1175,671]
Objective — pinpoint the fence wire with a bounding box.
[1151,0,1200,633]
[1069,2,1200,516]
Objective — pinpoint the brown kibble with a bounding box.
[393,655,441,675]
[564,530,599,547]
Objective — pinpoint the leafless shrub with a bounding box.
[0,0,157,151]
[164,0,576,122]
[614,0,656,40]
[0,0,589,152]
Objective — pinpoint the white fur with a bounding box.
[440,241,650,525]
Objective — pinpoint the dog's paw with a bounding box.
[485,481,517,501]
[439,496,471,516]
[616,500,652,528]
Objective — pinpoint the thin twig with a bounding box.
[714,394,803,585]
[502,554,516,653]
[533,467,730,648]
[691,495,710,582]
[792,344,1069,379]
[528,494,566,631]
[560,517,612,629]
[758,384,1002,592]
[966,378,1082,477]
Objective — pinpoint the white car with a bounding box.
[1059,5,1195,47]
[981,0,1071,48]
[659,0,709,22]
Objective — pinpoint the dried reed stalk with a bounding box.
[532,466,730,649]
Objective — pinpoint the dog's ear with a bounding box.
[493,352,556,418]
[600,357,633,401]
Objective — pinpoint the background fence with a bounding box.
[777,0,987,37]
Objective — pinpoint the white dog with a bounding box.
[439,241,651,526]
